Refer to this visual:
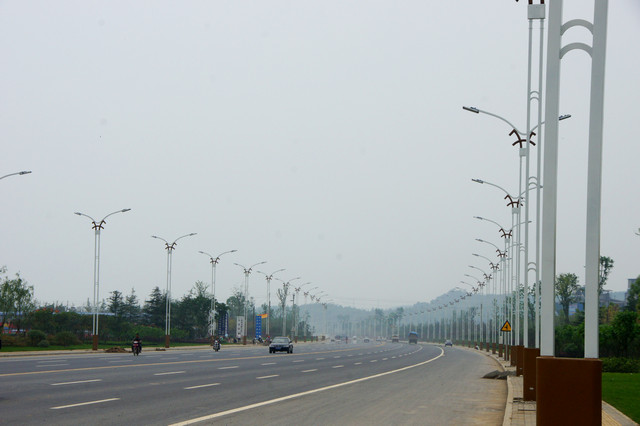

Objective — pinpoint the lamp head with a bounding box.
[463,106,480,113]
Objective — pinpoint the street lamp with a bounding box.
[1,170,32,180]
[75,208,131,350]
[256,268,286,337]
[199,249,237,339]
[234,261,267,343]
[152,233,197,348]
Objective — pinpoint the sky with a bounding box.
[1,1,639,311]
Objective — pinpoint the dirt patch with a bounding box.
[104,346,127,353]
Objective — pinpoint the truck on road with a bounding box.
[408,331,418,344]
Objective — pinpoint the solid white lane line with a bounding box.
[37,364,68,367]
[261,362,276,366]
[154,371,186,376]
[51,398,119,410]
[257,375,279,379]
[185,383,220,390]
[38,359,68,363]
[301,369,317,373]
[332,365,344,368]
[51,379,102,386]
[170,347,445,425]
[218,366,239,370]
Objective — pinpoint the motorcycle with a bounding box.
[132,341,141,356]
[212,339,221,352]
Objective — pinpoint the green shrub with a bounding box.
[28,330,47,346]
[53,331,80,347]
[37,339,50,348]
[0,334,28,347]
[602,357,640,373]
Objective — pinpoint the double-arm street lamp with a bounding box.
[256,268,286,337]
[199,250,237,339]
[234,261,267,342]
[75,208,131,350]
[152,233,197,348]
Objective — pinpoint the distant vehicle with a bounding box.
[391,335,399,343]
[408,331,418,344]
[363,337,370,343]
[445,339,453,347]
[269,337,293,353]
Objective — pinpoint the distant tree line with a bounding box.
[1,267,315,347]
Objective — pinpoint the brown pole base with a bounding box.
[510,346,517,366]
[537,357,602,426]
[242,336,247,345]
[92,335,99,351]
[522,347,540,401]
[498,344,503,358]
[515,345,524,376]
[492,342,496,354]
[164,335,170,348]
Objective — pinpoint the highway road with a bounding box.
[0,341,506,425]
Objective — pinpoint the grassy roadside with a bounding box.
[602,373,640,423]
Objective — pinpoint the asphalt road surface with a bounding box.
[0,342,506,425]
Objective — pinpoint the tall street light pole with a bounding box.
[152,233,197,348]
[199,250,237,339]
[75,208,131,350]
[234,261,267,343]
[466,107,570,349]
[256,268,285,338]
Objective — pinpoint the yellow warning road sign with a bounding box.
[500,320,512,332]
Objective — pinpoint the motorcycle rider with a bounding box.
[132,333,142,353]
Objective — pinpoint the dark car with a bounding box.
[444,339,453,347]
[269,336,293,353]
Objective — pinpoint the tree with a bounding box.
[599,256,614,297]
[610,311,640,357]
[276,285,289,335]
[226,287,246,317]
[143,286,166,327]
[555,273,580,324]
[626,276,640,313]
[108,290,124,318]
[173,281,210,339]
[0,270,35,335]
[122,288,141,323]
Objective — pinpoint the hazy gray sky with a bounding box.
[2,1,639,310]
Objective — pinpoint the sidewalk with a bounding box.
[472,348,638,426]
